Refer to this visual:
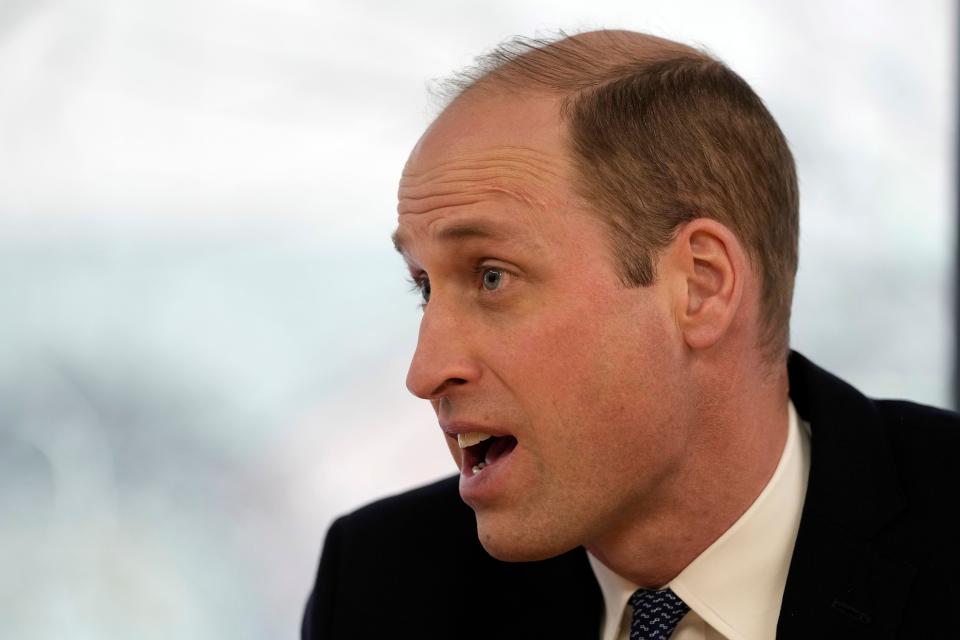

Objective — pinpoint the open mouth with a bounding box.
[458,432,518,476]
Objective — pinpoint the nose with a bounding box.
[405,302,481,400]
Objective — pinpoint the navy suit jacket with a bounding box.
[303,353,960,638]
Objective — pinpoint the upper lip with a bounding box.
[440,422,514,438]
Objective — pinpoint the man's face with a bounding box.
[394,92,693,561]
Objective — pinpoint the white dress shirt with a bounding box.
[588,402,811,640]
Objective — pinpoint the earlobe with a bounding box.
[673,220,744,351]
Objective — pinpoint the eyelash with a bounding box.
[407,274,429,308]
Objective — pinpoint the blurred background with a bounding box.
[0,0,954,637]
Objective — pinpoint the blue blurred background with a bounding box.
[0,1,953,637]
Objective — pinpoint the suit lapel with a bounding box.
[777,353,916,638]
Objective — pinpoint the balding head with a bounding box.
[440,30,707,100]
[437,30,799,363]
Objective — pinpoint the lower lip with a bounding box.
[459,446,517,504]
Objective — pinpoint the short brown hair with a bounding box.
[439,30,799,361]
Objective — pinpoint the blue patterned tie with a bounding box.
[628,588,690,640]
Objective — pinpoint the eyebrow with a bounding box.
[391,220,516,255]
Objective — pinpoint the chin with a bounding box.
[474,512,578,562]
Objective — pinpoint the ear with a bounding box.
[667,218,745,351]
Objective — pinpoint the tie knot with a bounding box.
[628,588,690,640]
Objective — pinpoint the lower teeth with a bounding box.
[472,461,487,475]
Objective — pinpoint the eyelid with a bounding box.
[474,257,516,272]
[473,261,508,277]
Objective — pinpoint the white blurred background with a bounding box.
[0,1,953,637]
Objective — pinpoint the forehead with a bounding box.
[408,91,567,175]
[394,92,576,256]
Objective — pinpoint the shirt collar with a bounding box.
[588,401,810,640]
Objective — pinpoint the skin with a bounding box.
[394,86,789,587]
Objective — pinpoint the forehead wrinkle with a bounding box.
[401,147,566,183]
[398,184,544,216]
[400,171,551,200]
[400,164,562,200]
[399,146,568,215]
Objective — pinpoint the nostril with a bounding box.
[430,377,468,397]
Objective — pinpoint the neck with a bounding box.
[585,355,790,588]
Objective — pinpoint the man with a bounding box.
[303,30,959,639]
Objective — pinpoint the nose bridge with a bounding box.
[406,297,478,399]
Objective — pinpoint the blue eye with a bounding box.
[481,268,503,291]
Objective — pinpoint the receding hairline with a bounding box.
[432,29,713,107]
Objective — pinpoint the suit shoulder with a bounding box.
[873,399,960,514]
[344,474,465,527]
[874,398,960,449]
[338,474,475,543]
[332,474,484,560]
[875,397,959,426]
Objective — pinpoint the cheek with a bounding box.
[533,294,674,390]
[490,291,681,451]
